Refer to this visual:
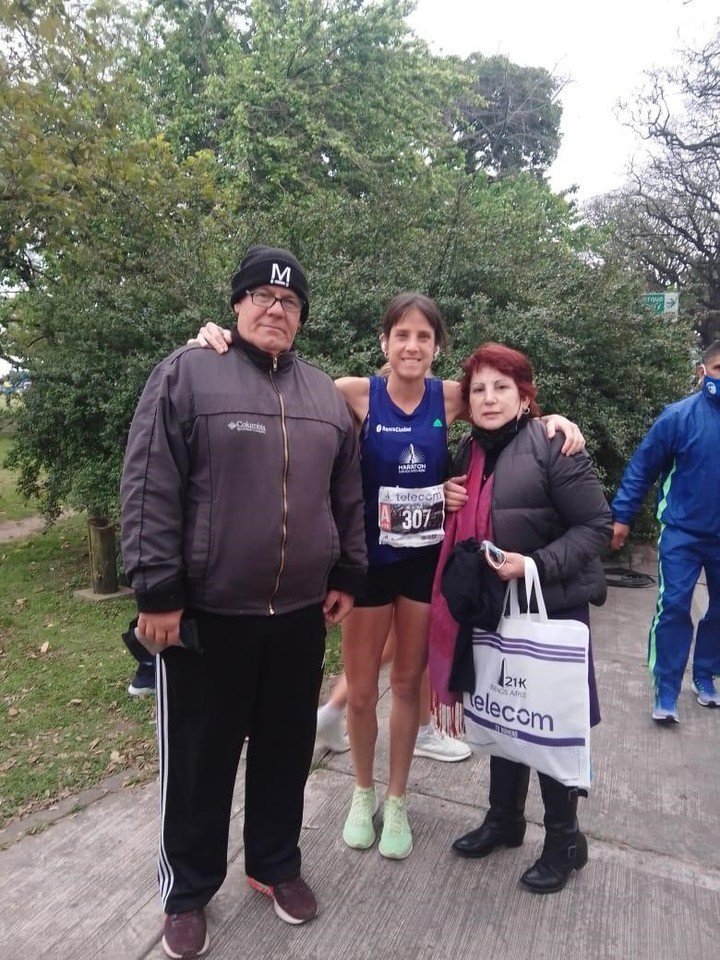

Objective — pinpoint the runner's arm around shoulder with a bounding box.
[189,321,231,352]
[334,376,370,424]
[120,356,191,614]
[540,414,585,455]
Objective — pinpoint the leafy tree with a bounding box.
[132,0,242,156]
[0,0,693,530]
[432,174,693,491]
[4,139,226,520]
[451,54,563,177]
[0,0,137,299]
[137,0,464,199]
[1,1,227,518]
[251,172,693,498]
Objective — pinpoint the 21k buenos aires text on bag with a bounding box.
[462,558,591,788]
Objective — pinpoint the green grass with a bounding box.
[0,403,20,436]
[0,435,39,522]
[325,624,342,675]
[0,515,154,827]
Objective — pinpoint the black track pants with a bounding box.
[155,604,326,914]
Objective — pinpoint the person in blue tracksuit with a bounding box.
[611,340,720,724]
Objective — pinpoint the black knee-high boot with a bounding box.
[519,774,588,893]
[452,756,530,858]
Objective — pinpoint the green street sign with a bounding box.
[642,292,679,318]
[642,293,665,314]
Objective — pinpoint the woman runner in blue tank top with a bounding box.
[335,295,470,859]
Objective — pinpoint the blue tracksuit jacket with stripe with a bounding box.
[612,390,720,536]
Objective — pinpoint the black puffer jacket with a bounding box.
[453,421,612,612]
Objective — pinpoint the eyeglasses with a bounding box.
[247,289,304,316]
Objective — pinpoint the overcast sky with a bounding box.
[408,0,718,201]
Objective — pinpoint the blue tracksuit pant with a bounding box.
[650,525,720,698]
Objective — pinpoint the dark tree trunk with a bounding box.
[87,518,118,594]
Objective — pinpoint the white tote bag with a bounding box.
[462,558,591,788]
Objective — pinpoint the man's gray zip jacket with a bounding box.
[121,333,367,616]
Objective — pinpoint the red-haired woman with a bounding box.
[432,342,612,893]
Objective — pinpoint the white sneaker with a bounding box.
[413,724,471,763]
[315,708,350,753]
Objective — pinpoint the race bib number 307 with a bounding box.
[378,484,445,548]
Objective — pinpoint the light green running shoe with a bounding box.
[342,787,377,849]
[379,795,413,860]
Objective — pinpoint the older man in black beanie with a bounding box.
[121,245,367,959]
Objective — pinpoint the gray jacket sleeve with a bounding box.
[326,405,367,597]
[120,352,190,612]
[532,438,613,584]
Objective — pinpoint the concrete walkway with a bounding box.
[1,548,717,959]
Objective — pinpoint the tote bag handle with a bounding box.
[504,556,549,623]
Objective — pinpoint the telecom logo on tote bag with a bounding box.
[463,558,591,787]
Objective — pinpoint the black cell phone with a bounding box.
[178,618,202,653]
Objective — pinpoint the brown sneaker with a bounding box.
[247,875,318,924]
[162,908,209,958]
